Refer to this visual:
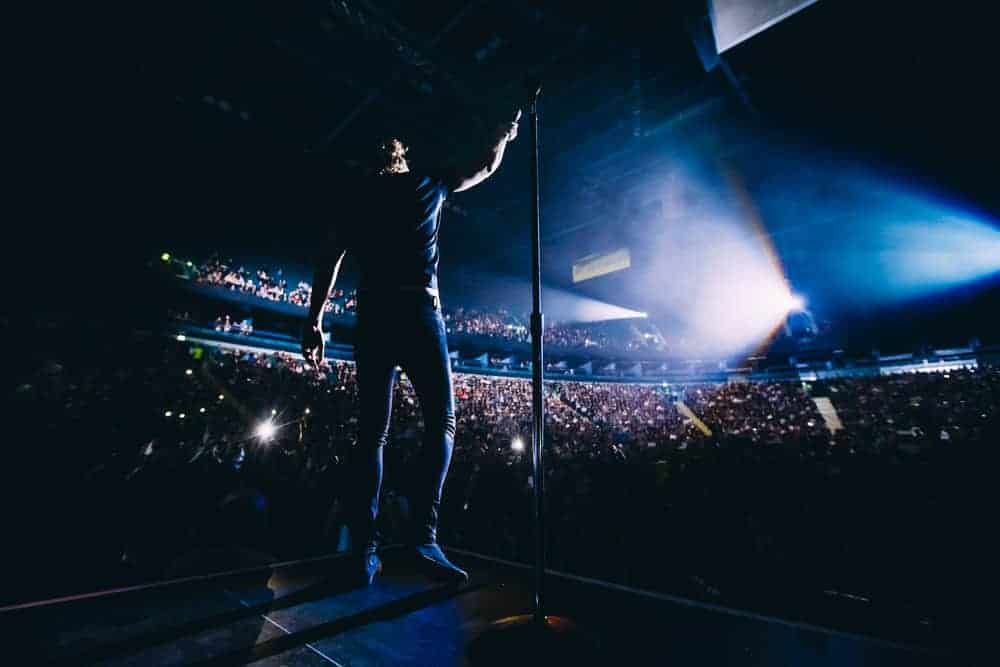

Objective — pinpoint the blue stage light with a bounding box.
[881,217,1000,293]
[826,207,1000,304]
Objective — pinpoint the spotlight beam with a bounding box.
[542,287,647,324]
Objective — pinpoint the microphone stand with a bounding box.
[468,81,588,666]
[527,81,547,625]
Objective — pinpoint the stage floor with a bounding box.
[6,549,956,666]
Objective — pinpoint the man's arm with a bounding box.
[453,112,520,193]
[307,244,346,326]
[302,229,347,366]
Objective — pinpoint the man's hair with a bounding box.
[376,136,409,174]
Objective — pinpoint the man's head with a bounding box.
[377,137,410,174]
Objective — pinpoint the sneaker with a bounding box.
[361,549,382,586]
[412,543,468,583]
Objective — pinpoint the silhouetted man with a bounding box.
[303,116,519,583]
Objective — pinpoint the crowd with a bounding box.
[680,380,828,447]
[194,257,288,301]
[178,254,668,354]
[10,328,997,634]
[191,254,357,315]
[444,308,528,341]
[824,370,996,451]
[444,307,670,354]
[213,314,253,336]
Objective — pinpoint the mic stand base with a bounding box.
[467,613,593,666]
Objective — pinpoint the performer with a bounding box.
[303,116,520,584]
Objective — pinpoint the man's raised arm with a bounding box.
[453,111,521,193]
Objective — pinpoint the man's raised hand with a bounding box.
[500,109,521,143]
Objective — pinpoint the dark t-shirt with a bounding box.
[343,169,458,293]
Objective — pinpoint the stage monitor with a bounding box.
[710,0,821,53]
[572,248,631,284]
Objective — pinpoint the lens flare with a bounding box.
[255,419,277,441]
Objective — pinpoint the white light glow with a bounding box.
[788,293,807,311]
[684,245,796,356]
[639,200,798,358]
[512,437,525,452]
[255,419,277,441]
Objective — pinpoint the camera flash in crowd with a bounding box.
[255,419,278,442]
[512,437,525,452]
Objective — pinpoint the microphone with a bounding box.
[524,77,542,99]
[503,78,538,133]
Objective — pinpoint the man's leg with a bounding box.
[353,320,397,582]
[400,301,467,581]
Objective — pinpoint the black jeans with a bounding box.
[352,292,456,549]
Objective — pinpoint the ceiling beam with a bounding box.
[312,0,486,151]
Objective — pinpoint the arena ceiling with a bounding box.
[113,1,993,254]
